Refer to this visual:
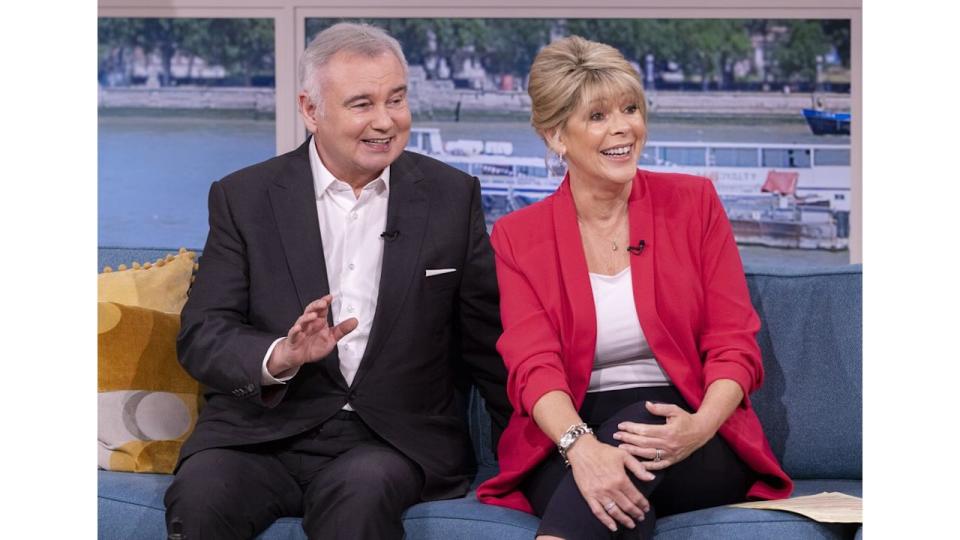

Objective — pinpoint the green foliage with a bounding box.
[98,18,274,86]
[102,17,849,89]
[773,21,830,83]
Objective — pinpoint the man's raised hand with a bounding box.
[266,295,358,378]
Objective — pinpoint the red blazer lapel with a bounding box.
[628,171,700,406]
[551,177,596,407]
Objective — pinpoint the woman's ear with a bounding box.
[545,128,566,157]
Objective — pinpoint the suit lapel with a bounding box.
[350,152,429,389]
[268,140,330,311]
[552,177,597,405]
[268,140,345,388]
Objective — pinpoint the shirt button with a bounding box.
[346,305,355,313]
[350,211,358,220]
[348,263,355,270]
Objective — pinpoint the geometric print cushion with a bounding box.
[98,301,203,474]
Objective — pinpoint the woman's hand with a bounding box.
[566,435,655,532]
[613,401,715,471]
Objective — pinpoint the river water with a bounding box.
[98,112,849,266]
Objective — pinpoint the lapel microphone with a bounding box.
[626,240,646,255]
[381,230,400,242]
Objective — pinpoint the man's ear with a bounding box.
[298,92,318,133]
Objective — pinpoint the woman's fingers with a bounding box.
[614,432,666,451]
[604,496,637,529]
[611,487,644,523]
[623,454,656,484]
[619,443,657,460]
[586,498,619,532]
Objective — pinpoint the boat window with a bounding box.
[662,147,706,166]
[639,146,658,165]
[516,165,548,178]
[449,162,471,174]
[480,163,514,176]
[423,133,436,154]
[710,148,759,167]
[762,148,811,168]
[814,149,850,166]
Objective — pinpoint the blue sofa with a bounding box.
[99,247,862,539]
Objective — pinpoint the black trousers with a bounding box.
[164,411,424,540]
[520,386,753,539]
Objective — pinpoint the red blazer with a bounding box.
[476,170,793,513]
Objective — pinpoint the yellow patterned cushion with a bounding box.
[98,301,203,473]
[98,248,197,314]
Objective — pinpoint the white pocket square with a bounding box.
[425,268,457,277]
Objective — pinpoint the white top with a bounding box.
[587,267,671,393]
[260,136,390,397]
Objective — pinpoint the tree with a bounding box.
[772,20,830,83]
[821,20,851,68]
[202,19,274,86]
[669,20,751,90]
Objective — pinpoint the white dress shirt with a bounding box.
[261,137,390,396]
[587,267,671,392]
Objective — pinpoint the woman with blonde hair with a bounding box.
[477,36,792,538]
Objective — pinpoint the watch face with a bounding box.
[559,433,572,448]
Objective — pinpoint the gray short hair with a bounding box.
[299,22,408,107]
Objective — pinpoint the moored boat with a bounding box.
[407,127,851,250]
[801,108,851,135]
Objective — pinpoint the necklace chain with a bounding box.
[577,216,626,253]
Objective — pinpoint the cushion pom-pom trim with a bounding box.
[100,249,197,275]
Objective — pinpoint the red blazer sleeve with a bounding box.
[697,180,764,405]
[490,223,573,417]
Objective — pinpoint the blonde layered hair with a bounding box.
[528,36,647,147]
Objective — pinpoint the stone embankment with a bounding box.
[99,80,850,118]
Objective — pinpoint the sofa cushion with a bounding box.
[99,471,860,540]
[98,471,537,540]
[653,479,860,540]
[98,248,197,314]
[744,265,862,480]
[98,248,203,474]
[98,302,203,473]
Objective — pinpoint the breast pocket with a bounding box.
[424,270,460,291]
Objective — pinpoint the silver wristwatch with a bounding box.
[558,423,593,466]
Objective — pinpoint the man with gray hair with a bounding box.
[164,22,511,539]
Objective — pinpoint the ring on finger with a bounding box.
[655,448,662,462]
[604,501,617,513]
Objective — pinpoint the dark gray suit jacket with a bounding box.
[176,140,511,500]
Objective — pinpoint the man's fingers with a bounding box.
[331,318,359,341]
[304,295,333,315]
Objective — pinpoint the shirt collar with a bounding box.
[308,135,390,199]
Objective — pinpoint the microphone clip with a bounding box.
[381,230,400,242]
[626,240,646,255]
